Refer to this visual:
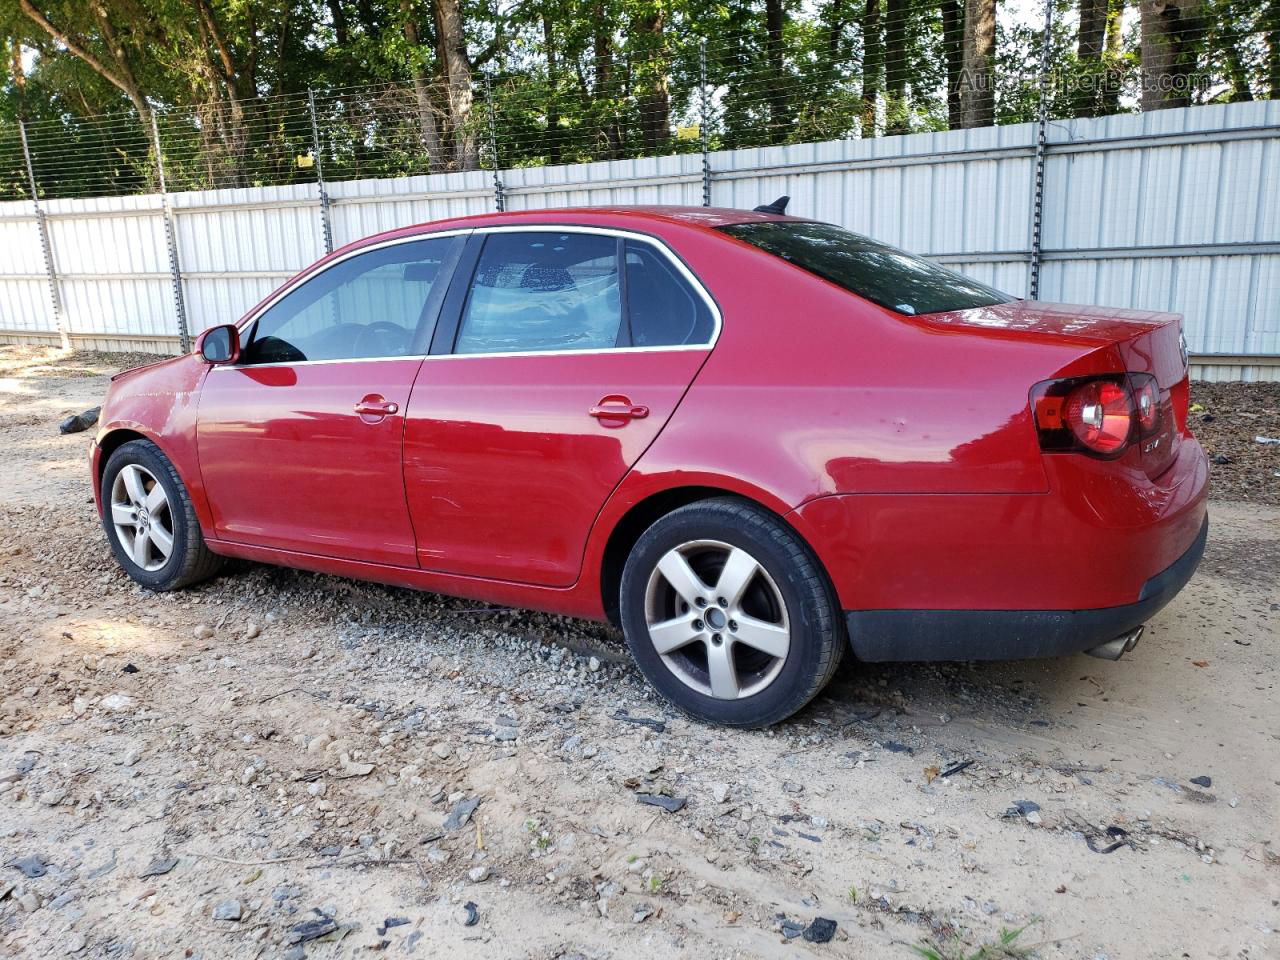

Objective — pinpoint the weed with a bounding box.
[911,919,1038,960]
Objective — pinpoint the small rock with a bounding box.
[1190,775,1212,788]
[455,901,479,926]
[212,899,243,921]
[588,657,601,673]
[710,782,731,804]
[431,742,453,760]
[493,727,518,742]
[245,623,262,639]
[467,865,491,883]
[66,931,87,953]
[99,693,135,712]
[72,697,88,718]
[122,747,143,767]
[138,857,178,879]
[193,624,215,640]
[803,917,838,943]
[7,855,48,878]
[38,788,65,806]
[18,892,39,913]
[1025,810,1043,825]
[443,796,481,831]
[636,794,686,813]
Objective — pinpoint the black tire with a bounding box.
[100,439,223,591]
[619,497,845,727]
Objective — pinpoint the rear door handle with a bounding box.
[355,396,399,420]
[589,397,649,421]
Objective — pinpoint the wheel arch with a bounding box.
[95,427,151,486]
[595,483,831,626]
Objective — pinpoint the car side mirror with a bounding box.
[198,324,240,364]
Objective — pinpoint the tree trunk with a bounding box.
[402,0,445,170]
[433,0,477,169]
[884,0,908,133]
[593,16,621,157]
[634,10,670,152]
[543,12,562,163]
[1223,40,1254,101]
[765,0,790,142]
[1139,0,1196,110]
[1100,0,1124,113]
[1075,0,1107,116]
[1266,0,1280,99]
[941,0,964,128]
[961,0,995,127]
[860,0,882,136]
[328,0,350,46]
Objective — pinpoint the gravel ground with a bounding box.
[0,346,1277,960]
[1191,381,1280,506]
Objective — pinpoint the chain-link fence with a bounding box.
[2,3,1277,202]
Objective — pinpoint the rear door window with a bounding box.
[718,221,1011,316]
[454,232,622,354]
[623,241,715,347]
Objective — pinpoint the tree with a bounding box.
[1139,0,1199,109]
[940,0,963,127]
[961,0,994,126]
[860,0,882,135]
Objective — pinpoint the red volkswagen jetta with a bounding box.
[90,204,1208,727]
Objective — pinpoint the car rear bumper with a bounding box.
[844,513,1208,662]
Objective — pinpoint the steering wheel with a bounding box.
[353,321,410,358]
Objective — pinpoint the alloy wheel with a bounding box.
[110,464,174,572]
[643,539,791,699]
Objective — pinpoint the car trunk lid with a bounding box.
[921,300,1189,477]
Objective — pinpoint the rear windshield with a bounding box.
[718,221,1012,316]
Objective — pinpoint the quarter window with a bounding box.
[454,232,622,354]
[624,240,715,346]
[240,236,458,365]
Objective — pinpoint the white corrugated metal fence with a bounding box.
[0,100,1276,380]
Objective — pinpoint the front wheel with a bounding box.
[101,439,223,591]
[619,498,845,727]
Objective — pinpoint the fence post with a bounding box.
[308,89,334,255]
[1028,0,1054,300]
[150,112,192,354]
[699,39,712,207]
[18,120,70,352]
[484,73,505,212]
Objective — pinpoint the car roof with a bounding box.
[338,205,804,257]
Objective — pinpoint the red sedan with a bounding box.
[90,204,1209,727]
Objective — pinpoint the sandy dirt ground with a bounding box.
[0,346,1276,960]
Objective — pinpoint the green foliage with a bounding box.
[1,0,1275,199]
[911,919,1038,960]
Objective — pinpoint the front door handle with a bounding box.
[589,396,650,422]
[355,396,399,421]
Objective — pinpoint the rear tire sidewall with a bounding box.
[620,500,841,727]
[101,440,193,591]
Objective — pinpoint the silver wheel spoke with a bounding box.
[145,483,167,512]
[705,640,740,699]
[121,465,147,505]
[130,529,151,567]
[732,614,790,659]
[656,549,707,607]
[715,547,759,607]
[110,503,137,527]
[148,523,174,559]
[647,612,703,654]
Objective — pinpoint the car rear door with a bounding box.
[196,234,464,566]
[402,228,719,586]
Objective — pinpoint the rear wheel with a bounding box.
[619,497,844,727]
[101,439,223,591]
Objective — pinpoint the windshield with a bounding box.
[718,221,1013,316]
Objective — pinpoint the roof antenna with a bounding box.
[753,195,790,215]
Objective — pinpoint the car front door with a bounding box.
[197,234,464,566]
[402,228,719,586]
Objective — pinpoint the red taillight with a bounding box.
[1031,375,1139,458]
[1065,379,1133,453]
[1129,373,1160,433]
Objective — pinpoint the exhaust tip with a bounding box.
[1085,626,1144,661]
